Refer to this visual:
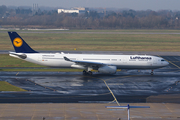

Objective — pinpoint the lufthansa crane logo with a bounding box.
[13,38,23,47]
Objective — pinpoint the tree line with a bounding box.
[1,5,180,29]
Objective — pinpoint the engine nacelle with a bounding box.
[98,65,117,74]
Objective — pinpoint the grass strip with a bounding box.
[0,81,26,91]
[1,30,180,51]
[0,68,82,72]
[0,54,44,67]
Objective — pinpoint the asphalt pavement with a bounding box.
[0,55,180,103]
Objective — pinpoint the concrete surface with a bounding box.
[0,103,180,120]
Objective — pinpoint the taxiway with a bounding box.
[0,55,180,103]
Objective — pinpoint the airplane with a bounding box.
[8,31,169,75]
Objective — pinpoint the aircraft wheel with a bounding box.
[83,70,87,75]
[88,71,93,75]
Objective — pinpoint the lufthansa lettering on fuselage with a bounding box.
[130,56,152,60]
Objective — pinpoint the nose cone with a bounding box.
[164,61,169,66]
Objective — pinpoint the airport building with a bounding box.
[57,7,88,14]
[58,9,79,14]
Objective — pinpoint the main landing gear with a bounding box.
[83,70,92,75]
[151,70,154,75]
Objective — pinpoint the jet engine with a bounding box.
[98,65,117,74]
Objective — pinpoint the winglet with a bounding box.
[64,56,72,62]
[8,31,38,53]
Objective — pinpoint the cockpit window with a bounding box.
[161,59,165,61]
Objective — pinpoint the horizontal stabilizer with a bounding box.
[9,52,27,59]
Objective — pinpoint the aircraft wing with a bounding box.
[64,56,108,67]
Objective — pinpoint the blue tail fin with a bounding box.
[8,31,38,53]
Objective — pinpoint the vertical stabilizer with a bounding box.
[8,32,38,53]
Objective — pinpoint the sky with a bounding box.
[1,0,180,11]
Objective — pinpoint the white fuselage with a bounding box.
[10,52,169,70]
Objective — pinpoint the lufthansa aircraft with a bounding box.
[8,32,169,75]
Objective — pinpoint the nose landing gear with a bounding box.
[151,70,154,75]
